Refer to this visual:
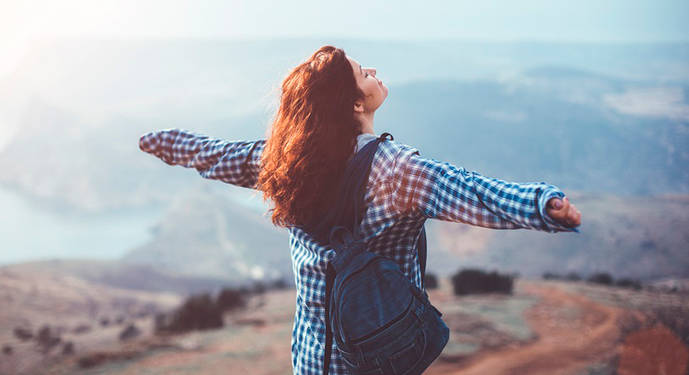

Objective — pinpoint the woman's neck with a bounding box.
[358,112,375,135]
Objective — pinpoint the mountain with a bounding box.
[4,259,235,294]
[117,189,689,283]
[0,263,180,339]
[425,193,689,281]
[1,39,687,213]
[1,38,687,282]
[378,74,689,195]
[122,184,292,284]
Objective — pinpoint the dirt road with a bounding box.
[427,282,625,375]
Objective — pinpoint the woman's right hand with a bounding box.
[546,196,581,228]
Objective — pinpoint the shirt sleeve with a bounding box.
[390,147,579,233]
[138,128,265,189]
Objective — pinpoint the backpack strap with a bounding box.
[323,262,336,375]
[418,225,427,290]
[322,132,392,375]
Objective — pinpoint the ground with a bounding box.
[5,279,689,375]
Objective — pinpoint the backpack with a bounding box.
[311,132,450,375]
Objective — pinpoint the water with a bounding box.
[0,186,162,265]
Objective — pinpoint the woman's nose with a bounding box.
[367,68,377,77]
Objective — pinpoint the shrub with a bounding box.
[424,273,439,289]
[451,268,513,296]
[252,281,266,295]
[13,327,33,341]
[588,272,613,286]
[542,272,560,280]
[72,324,92,334]
[565,272,582,281]
[216,288,246,312]
[78,353,108,369]
[2,345,12,355]
[154,313,169,334]
[648,305,689,346]
[616,278,642,290]
[36,325,61,353]
[119,324,141,341]
[157,293,223,333]
[62,341,75,355]
[270,279,290,290]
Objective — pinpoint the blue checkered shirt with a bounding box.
[139,129,578,375]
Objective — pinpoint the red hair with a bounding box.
[258,46,364,228]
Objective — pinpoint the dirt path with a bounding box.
[427,282,626,375]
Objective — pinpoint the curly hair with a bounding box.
[257,46,364,228]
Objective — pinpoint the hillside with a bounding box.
[40,279,689,375]
[3,259,234,294]
[122,185,292,284]
[426,192,689,281]
[0,266,180,375]
[122,190,689,284]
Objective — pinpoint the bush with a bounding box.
[62,341,75,356]
[565,272,582,281]
[588,272,614,286]
[649,305,689,346]
[36,325,61,353]
[251,281,266,295]
[269,279,289,290]
[157,293,223,333]
[13,327,33,341]
[72,324,92,334]
[119,324,141,341]
[216,288,246,312]
[542,272,561,280]
[616,278,642,290]
[78,353,108,369]
[451,268,513,295]
[2,345,12,355]
[424,273,439,289]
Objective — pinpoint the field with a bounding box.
[3,278,685,375]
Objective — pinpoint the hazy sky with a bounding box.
[4,0,688,40]
[1,0,688,75]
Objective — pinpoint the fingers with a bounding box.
[546,197,569,220]
[567,203,582,227]
[546,196,581,228]
[561,199,581,227]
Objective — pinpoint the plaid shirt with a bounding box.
[139,129,578,375]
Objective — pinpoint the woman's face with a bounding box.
[347,56,388,114]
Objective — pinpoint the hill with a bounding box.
[40,279,689,375]
[426,193,689,281]
[0,266,180,375]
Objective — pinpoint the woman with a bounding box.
[139,45,581,374]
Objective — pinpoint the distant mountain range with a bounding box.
[426,192,689,281]
[1,40,687,212]
[1,38,687,285]
[123,190,689,287]
[4,190,687,294]
[123,185,291,284]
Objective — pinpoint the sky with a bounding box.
[2,0,688,76]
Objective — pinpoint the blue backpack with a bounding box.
[311,133,449,375]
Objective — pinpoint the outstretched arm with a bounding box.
[391,148,580,233]
[139,128,265,189]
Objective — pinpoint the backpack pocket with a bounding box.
[388,329,426,375]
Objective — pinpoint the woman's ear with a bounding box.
[353,100,364,114]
